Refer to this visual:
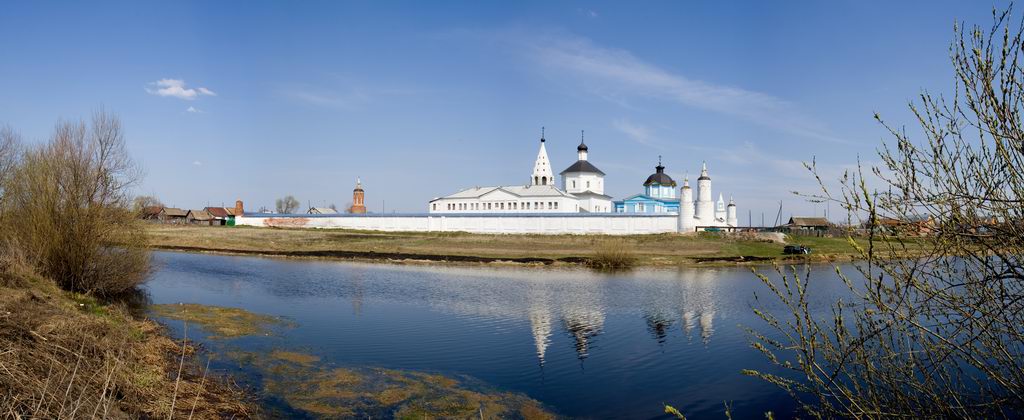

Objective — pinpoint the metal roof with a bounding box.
[643,164,677,187]
[308,207,337,214]
[204,207,230,218]
[559,160,605,175]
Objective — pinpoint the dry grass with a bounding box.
[145,224,875,267]
[587,241,637,270]
[0,261,255,419]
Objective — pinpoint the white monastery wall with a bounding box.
[235,213,679,235]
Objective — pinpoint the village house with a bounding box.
[186,209,215,226]
[784,217,830,233]
[140,206,163,220]
[204,207,234,226]
[308,207,337,215]
[157,207,187,224]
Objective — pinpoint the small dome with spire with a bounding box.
[643,159,676,187]
[577,140,588,152]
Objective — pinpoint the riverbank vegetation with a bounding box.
[0,112,253,417]
[144,224,890,267]
[740,8,1024,418]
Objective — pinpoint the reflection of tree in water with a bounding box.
[680,269,717,345]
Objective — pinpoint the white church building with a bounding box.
[428,131,613,214]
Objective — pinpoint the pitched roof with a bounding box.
[141,206,163,217]
[788,217,829,227]
[560,160,605,175]
[160,207,187,217]
[205,207,230,218]
[308,207,336,214]
[186,209,213,221]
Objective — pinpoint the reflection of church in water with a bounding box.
[527,270,719,366]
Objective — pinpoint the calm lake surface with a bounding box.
[145,251,855,419]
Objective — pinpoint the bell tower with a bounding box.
[531,127,554,186]
[350,178,367,214]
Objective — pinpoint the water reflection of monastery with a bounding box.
[525,269,719,366]
[386,265,721,366]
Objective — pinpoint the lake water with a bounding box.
[144,251,855,419]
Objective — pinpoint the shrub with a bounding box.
[588,241,637,270]
[0,111,150,296]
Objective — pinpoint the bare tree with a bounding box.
[275,195,299,214]
[131,195,163,213]
[0,110,150,295]
[745,7,1024,418]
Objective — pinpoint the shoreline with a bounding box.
[148,242,855,269]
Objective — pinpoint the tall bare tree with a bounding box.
[0,110,150,295]
[131,195,163,213]
[275,195,299,214]
[745,7,1024,418]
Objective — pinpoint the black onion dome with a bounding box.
[698,173,711,181]
[643,164,677,187]
[577,140,588,152]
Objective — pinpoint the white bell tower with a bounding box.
[531,127,554,186]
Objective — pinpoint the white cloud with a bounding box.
[146,79,216,100]
[192,160,202,166]
[611,119,653,145]
[282,88,369,108]
[520,33,846,144]
[186,106,201,113]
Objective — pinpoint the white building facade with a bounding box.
[678,162,739,232]
[429,132,612,214]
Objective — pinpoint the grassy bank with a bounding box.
[0,267,255,418]
[145,224,884,267]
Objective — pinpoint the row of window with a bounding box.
[435,201,560,211]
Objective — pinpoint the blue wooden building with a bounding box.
[614,162,682,213]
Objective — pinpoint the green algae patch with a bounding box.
[227,350,556,419]
[270,349,321,365]
[149,303,294,338]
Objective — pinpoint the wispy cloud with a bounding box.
[611,119,654,146]
[186,106,202,113]
[192,160,202,166]
[146,79,216,100]
[517,33,845,144]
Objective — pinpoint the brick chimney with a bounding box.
[234,200,244,215]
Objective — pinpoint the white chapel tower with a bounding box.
[531,128,554,186]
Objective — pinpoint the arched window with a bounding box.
[541,176,547,185]
[572,180,576,188]
[586,181,590,188]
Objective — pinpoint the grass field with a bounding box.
[144,225,886,267]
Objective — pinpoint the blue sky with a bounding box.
[0,1,1006,220]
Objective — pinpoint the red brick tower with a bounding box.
[350,178,366,214]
